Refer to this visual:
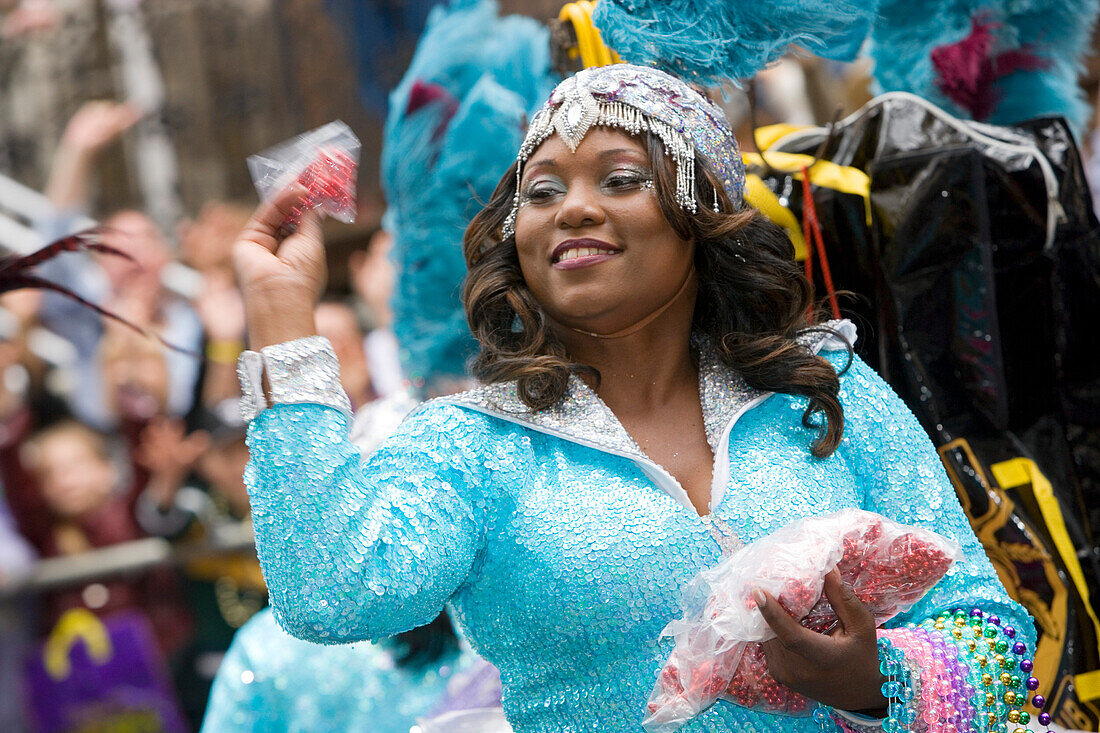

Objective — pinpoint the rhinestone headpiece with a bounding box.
[502,64,744,239]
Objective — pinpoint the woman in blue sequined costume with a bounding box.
[231,63,1036,732]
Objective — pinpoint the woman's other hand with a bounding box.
[756,568,887,714]
[232,186,326,350]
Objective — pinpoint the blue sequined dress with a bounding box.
[244,323,1033,732]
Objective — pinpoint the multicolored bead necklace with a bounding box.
[829,608,1045,733]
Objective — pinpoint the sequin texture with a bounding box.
[245,323,1033,731]
[239,335,352,422]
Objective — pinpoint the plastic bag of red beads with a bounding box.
[643,509,962,732]
[247,120,360,228]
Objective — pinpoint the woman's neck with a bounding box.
[551,283,699,412]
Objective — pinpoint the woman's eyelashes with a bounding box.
[603,169,653,190]
[520,178,565,204]
[520,168,654,205]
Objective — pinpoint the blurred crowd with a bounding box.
[0,11,1098,729]
[0,100,404,730]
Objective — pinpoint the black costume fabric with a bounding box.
[756,93,1100,729]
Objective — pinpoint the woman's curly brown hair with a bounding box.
[462,131,852,458]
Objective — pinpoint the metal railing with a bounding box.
[0,520,256,601]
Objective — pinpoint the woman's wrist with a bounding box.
[839,664,889,714]
[243,298,317,351]
[206,339,245,365]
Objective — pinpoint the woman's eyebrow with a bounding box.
[598,148,645,160]
[525,158,557,172]
[526,147,644,172]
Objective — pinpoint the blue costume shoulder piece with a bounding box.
[201,608,477,733]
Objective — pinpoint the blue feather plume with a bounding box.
[869,0,1099,131]
[591,0,1095,131]
[591,0,876,86]
[381,0,558,385]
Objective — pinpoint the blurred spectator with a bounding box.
[0,0,59,39]
[178,201,252,278]
[348,228,403,398]
[316,299,375,410]
[0,413,194,656]
[349,227,396,331]
[315,295,418,457]
[132,407,264,726]
[190,411,251,522]
[0,494,35,733]
[100,319,173,423]
[0,290,193,657]
[34,101,203,430]
[0,494,35,581]
[192,267,247,414]
[132,416,209,534]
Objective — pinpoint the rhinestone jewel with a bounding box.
[501,64,747,240]
[552,88,600,152]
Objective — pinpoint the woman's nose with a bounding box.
[555,183,605,230]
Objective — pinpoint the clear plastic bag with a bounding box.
[246,120,360,228]
[644,509,962,731]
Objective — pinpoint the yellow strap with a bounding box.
[560,4,598,68]
[1076,669,1100,703]
[581,2,622,64]
[744,174,807,260]
[576,2,612,66]
[43,608,113,681]
[560,2,620,68]
[991,457,1100,665]
[754,123,809,152]
[743,151,873,226]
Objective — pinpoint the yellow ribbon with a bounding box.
[991,456,1100,701]
[744,174,807,260]
[743,151,873,227]
[753,123,807,152]
[559,2,621,68]
[43,608,113,681]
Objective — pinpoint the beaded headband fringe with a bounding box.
[501,64,745,239]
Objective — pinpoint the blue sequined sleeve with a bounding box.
[245,402,513,643]
[831,353,1035,646]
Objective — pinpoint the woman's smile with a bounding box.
[551,238,623,269]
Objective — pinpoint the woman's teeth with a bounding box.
[558,247,610,262]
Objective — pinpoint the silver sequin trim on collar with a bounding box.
[435,320,855,461]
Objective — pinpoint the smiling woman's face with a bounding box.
[513,128,695,337]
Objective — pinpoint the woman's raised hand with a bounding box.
[232,186,327,350]
[756,568,888,714]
